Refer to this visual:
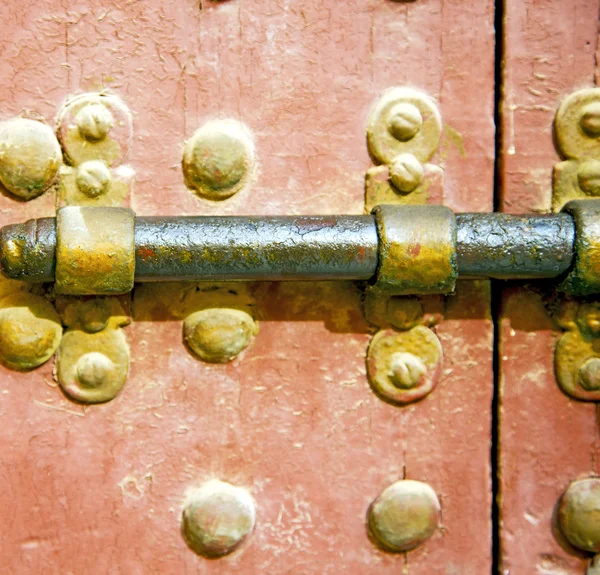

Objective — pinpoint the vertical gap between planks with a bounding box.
[491,0,506,573]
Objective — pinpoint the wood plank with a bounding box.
[500,1,600,572]
[0,1,495,571]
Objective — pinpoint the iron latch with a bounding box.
[0,200,590,296]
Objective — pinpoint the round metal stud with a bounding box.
[367,326,443,405]
[555,88,600,160]
[182,119,254,201]
[367,87,442,165]
[389,153,425,193]
[76,160,112,198]
[57,93,132,167]
[183,308,258,363]
[0,294,62,370]
[558,478,600,553]
[182,480,256,558]
[0,118,62,200]
[369,480,441,553]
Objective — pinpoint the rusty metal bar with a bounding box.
[0,209,576,285]
[134,215,379,282]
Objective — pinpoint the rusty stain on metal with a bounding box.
[555,89,600,162]
[55,296,130,404]
[368,480,441,553]
[553,88,600,211]
[0,291,62,370]
[55,206,135,295]
[559,200,600,296]
[554,300,600,401]
[367,87,442,165]
[57,93,134,208]
[371,204,457,296]
[182,480,256,558]
[367,325,443,405]
[558,478,600,553]
[0,118,62,200]
[365,87,444,211]
[57,93,132,168]
[184,308,258,363]
[182,119,254,201]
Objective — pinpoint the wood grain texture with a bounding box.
[500,1,600,573]
[0,1,494,572]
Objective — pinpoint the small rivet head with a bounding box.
[75,352,115,389]
[75,103,114,142]
[184,308,257,363]
[389,153,425,194]
[579,358,600,391]
[369,480,440,553]
[388,103,423,142]
[183,120,254,201]
[577,159,600,196]
[390,352,427,389]
[182,480,256,558]
[558,478,600,553]
[580,102,600,138]
[76,160,112,198]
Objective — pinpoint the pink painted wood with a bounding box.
[0,1,494,572]
[500,1,600,573]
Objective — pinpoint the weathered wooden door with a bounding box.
[8,1,597,573]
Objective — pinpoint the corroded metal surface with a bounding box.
[55,296,130,404]
[371,204,457,295]
[56,93,132,168]
[367,87,442,165]
[456,212,575,278]
[135,214,379,282]
[1,209,584,288]
[55,206,135,295]
[0,217,56,282]
[554,300,600,401]
[560,199,600,296]
[366,325,443,405]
